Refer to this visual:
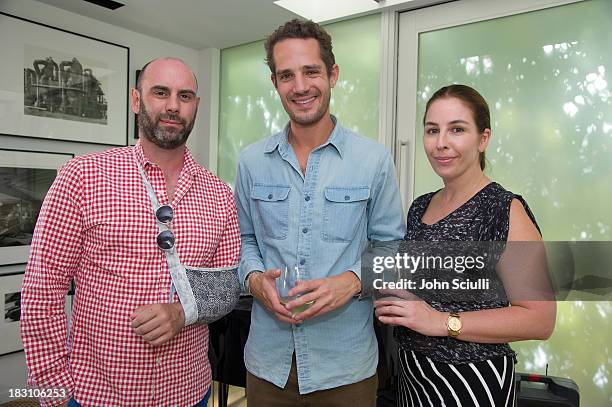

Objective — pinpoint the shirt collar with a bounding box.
[133,140,201,177]
[263,115,346,159]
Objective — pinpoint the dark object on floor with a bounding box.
[375,316,399,407]
[516,373,579,406]
[208,295,252,407]
[376,389,397,407]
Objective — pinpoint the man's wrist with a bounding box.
[345,270,361,296]
[245,270,263,295]
[171,302,186,327]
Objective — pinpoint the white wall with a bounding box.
[0,352,27,403]
[0,0,219,402]
[198,47,221,172]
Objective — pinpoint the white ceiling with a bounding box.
[275,0,428,23]
[34,0,446,50]
[33,0,302,50]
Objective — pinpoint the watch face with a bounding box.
[448,317,462,331]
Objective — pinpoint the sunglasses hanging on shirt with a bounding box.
[155,205,175,250]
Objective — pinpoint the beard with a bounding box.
[283,88,331,126]
[137,99,196,149]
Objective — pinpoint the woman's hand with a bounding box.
[374,290,447,337]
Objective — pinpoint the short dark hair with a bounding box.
[424,84,491,170]
[265,19,335,76]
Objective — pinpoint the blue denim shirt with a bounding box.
[235,117,405,394]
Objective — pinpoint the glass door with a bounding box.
[395,0,611,405]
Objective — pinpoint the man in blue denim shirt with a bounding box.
[235,20,405,406]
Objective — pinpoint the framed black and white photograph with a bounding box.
[0,264,74,356]
[0,12,129,146]
[0,149,73,266]
[0,268,25,355]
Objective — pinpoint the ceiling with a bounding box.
[275,0,434,24]
[34,0,445,50]
[34,0,302,50]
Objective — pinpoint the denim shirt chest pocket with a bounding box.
[322,186,370,242]
[251,184,291,240]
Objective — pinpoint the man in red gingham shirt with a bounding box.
[21,57,240,407]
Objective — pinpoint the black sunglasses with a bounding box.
[155,205,175,250]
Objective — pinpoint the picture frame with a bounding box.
[0,268,25,355]
[0,264,74,356]
[0,148,74,266]
[0,12,130,146]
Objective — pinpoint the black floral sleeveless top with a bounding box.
[394,182,540,364]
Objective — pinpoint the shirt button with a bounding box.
[299,259,306,265]
[305,195,310,201]
[156,357,162,365]
[268,193,273,199]
[344,195,350,200]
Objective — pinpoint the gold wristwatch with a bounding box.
[447,313,462,337]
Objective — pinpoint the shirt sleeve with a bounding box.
[367,149,406,242]
[21,159,83,406]
[357,149,406,296]
[210,185,241,269]
[234,157,265,290]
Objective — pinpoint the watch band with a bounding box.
[447,312,462,337]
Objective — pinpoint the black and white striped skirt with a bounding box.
[398,348,516,407]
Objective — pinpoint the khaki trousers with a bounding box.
[246,355,378,407]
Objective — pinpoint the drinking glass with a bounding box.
[276,264,314,314]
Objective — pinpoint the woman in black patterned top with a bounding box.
[374,85,556,406]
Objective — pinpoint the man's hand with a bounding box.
[131,302,185,346]
[285,271,361,322]
[248,270,298,324]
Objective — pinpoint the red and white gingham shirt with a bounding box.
[21,142,240,407]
